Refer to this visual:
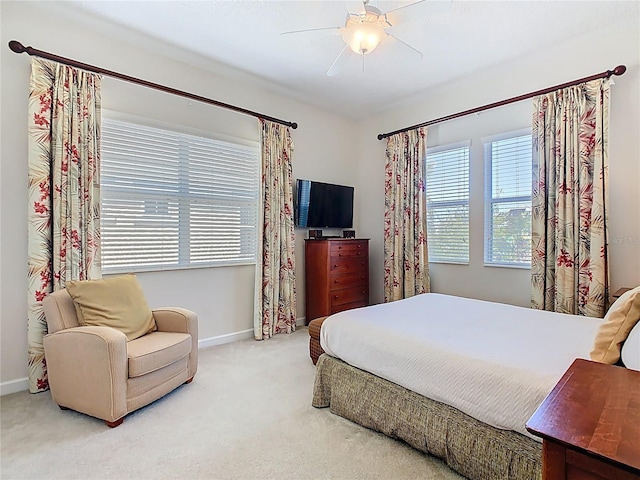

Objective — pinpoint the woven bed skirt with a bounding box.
[312,354,542,480]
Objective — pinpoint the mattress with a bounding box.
[320,293,603,439]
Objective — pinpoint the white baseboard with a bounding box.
[1,377,29,396]
[199,320,307,347]
[198,328,254,349]
[3,325,303,395]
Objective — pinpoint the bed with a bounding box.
[311,293,609,480]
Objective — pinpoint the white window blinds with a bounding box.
[483,132,532,267]
[425,143,470,264]
[101,118,259,273]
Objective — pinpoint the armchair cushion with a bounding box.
[66,274,157,341]
[127,332,191,378]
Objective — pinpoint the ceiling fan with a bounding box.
[281,0,450,76]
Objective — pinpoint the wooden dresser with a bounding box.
[526,359,640,480]
[304,238,369,324]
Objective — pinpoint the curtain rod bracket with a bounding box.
[8,40,298,130]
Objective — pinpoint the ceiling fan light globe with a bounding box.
[342,22,385,55]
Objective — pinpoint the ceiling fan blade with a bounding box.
[384,0,426,16]
[327,44,352,77]
[344,0,366,15]
[280,26,341,36]
[387,33,424,62]
[385,0,451,26]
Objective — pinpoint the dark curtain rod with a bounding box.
[8,40,298,130]
[377,65,627,140]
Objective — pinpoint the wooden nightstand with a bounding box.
[613,287,633,299]
[526,359,640,480]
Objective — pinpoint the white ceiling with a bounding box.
[61,0,639,119]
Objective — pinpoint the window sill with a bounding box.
[103,260,257,275]
[428,260,470,266]
[483,263,531,270]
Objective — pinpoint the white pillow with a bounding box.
[590,286,640,363]
[621,320,640,371]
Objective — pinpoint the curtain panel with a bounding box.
[531,79,610,317]
[27,58,102,392]
[383,127,430,302]
[254,119,297,340]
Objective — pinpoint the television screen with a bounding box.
[296,179,354,228]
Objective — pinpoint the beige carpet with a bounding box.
[1,328,463,480]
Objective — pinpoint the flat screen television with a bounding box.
[295,179,354,228]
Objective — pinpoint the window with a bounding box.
[101,118,259,273]
[483,131,532,267]
[425,142,470,264]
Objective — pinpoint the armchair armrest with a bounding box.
[152,308,198,379]
[43,326,127,423]
[153,308,197,335]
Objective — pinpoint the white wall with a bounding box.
[3,1,639,391]
[0,1,357,389]
[355,21,640,307]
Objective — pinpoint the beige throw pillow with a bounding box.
[66,275,157,341]
[590,286,640,364]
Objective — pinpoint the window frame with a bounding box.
[100,112,260,274]
[482,128,533,269]
[425,140,471,265]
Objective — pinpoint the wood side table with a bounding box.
[526,359,640,480]
[613,287,633,299]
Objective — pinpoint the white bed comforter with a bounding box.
[320,293,603,440]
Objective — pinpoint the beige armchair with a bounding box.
[42,289,198,427]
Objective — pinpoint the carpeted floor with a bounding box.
[1,328,464,480]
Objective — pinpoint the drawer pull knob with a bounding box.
[334,295,339,299]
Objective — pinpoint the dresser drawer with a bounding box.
[330,257,368,274]
[331,249,367,260]
[330,242,367,257]
[332,300,368,314]
[330,285,368,307]
[330,271,368,290]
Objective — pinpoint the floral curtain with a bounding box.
[27,58,102,392]
[531,79,610,317]
[383,127,430,302]
[254,119,296,339]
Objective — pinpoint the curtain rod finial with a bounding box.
[291,122,298,129]
[613,65,626,76]
[8,40,26,53]
[377,134,384,140]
